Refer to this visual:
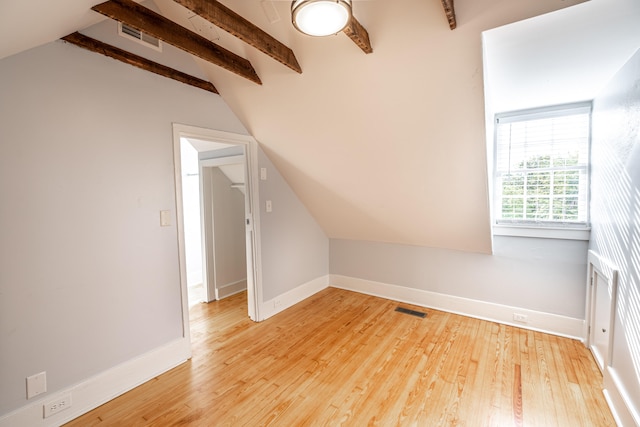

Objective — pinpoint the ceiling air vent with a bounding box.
[118,23,162,52]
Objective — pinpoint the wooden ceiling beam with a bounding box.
[172,0,302,74]
[92,0,261,84]
[441,0,456,30]
[343,16,373,54]
[62,32,218,94]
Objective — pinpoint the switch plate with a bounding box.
[160,210,171,227]
[26,372,47,399]
[260,167,267,181]
[265,200,272,213]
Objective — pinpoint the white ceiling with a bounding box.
[2,0,639,254]
[183,137,245,192]
[185,137,234,153]
[484,0,640,114]
[0,0,104,60]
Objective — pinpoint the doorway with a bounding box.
[172,124,261,331]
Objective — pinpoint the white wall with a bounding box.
[257,146,329,302]
[0,38,247,417]
[590,47,640,425]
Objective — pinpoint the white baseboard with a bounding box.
[330,275,584,340]
[260,275,329,320]
[217,279,247,299]
[0,337,191,427]
[604,366,640,427]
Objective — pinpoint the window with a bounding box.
[494,103,591,228]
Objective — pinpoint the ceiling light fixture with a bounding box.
[291,0,352,37]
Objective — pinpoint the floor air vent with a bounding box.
[395,307,427,318]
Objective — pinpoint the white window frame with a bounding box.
[492,102,592,240]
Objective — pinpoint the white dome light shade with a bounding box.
[292,0,352,37]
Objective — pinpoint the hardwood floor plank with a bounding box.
[512,363,524,426]
[545,335,575,425]
[458,320,491,423]
[397,315,460,424]
[519,330,543,427]
[64,288,614,426]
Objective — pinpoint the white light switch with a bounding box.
[260,168,267,181]
[160,210,171,227]
[266,200,272,212]
[26,371,47,399]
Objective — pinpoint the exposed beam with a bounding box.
[343,16,373,54]
[62,32,218,94]
[92,0,261,84]
[173,0,302,74]
[441,0,456,30]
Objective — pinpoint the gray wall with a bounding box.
[0,39,247,415]
[331,236,588,318]
[210,167,247,290]
[257,146,329,301]
[590,47,640,417]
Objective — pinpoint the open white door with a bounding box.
[243,141,261,321]
[585,250,618,372]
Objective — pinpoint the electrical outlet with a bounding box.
[44,394,72,418]
[513,313,528,323]
[274,298,282,309]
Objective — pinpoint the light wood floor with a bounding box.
[66,288,615,426]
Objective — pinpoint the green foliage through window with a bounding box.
[494,104,590,225]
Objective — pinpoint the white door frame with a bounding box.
[200,165,216,302]
[172,124,262,331]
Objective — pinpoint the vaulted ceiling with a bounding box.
[2,0,612,254]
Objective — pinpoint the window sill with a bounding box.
[493,224,591,241]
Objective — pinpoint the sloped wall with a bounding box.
[209,0,589,255]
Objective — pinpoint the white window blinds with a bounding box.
[494,103,591,226]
